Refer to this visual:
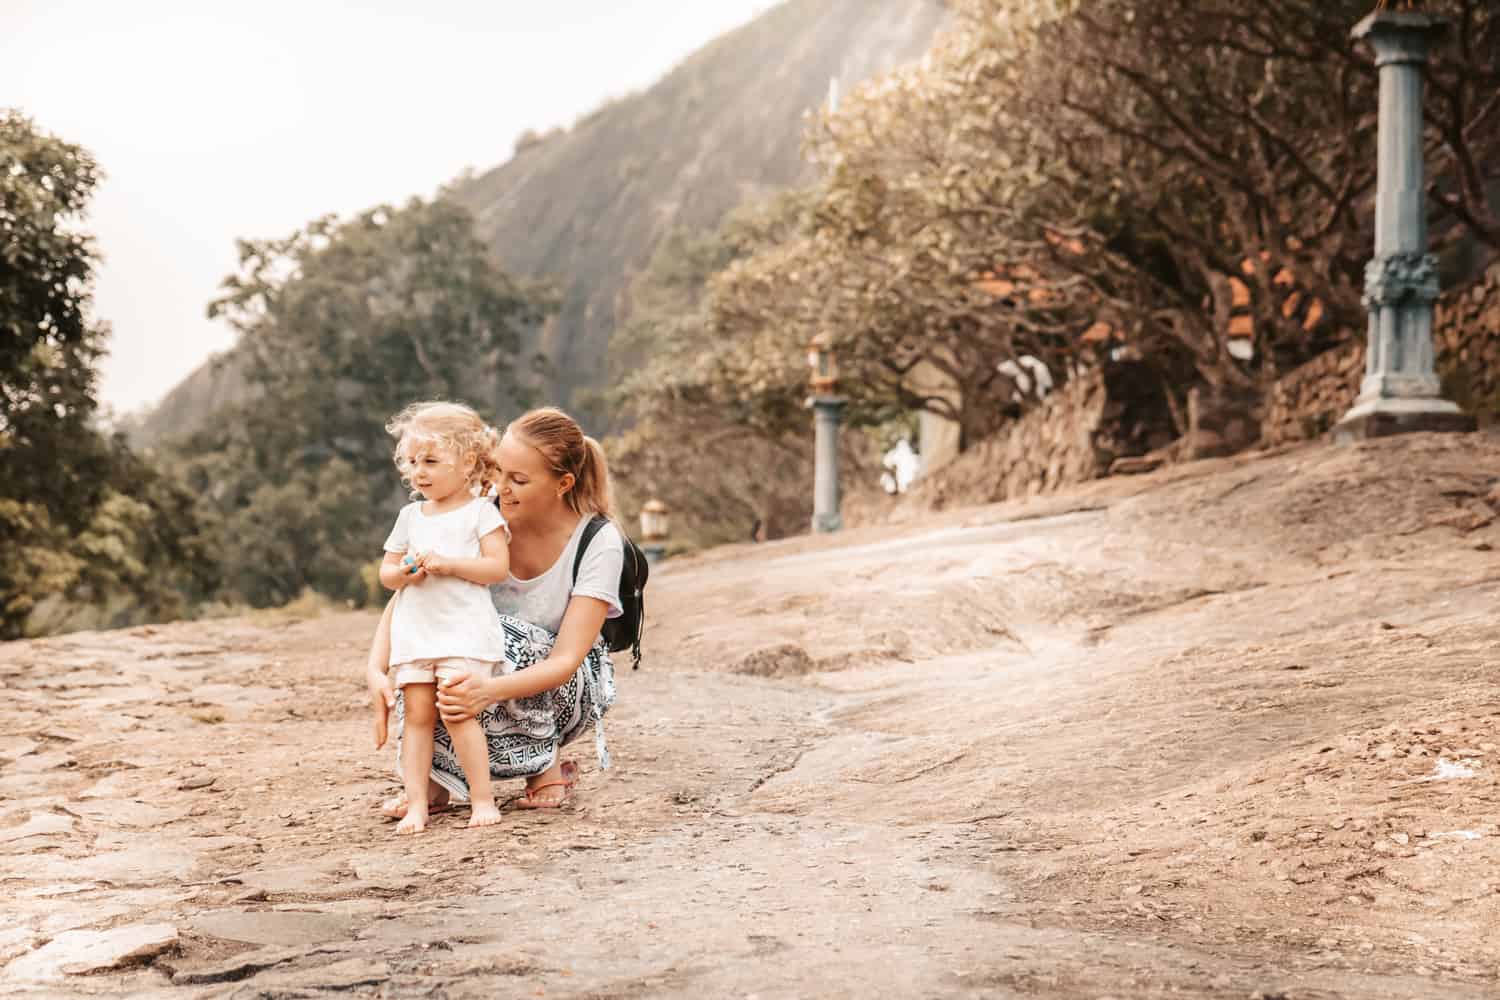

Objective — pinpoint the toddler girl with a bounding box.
[379,401,511,834]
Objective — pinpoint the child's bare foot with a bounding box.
[381,787,451,819]
[394,804,429,835]
[467,801,502,828]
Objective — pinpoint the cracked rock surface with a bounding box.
[2,433,1499,997]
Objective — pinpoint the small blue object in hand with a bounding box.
[403,555,419,575]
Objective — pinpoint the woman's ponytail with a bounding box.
[575,435,613,518]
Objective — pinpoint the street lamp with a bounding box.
[808,333,838,395]
[807,332,846,534]
[639,497,668,565]
[1334,6,1474,440]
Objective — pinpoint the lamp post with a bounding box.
[639,498,668,566]
[807,332,845,534]
[1334,7,1475,441]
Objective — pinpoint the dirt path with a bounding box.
[3,432,1500,998]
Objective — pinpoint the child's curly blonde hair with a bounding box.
[386,401,502,498]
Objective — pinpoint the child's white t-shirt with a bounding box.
[489,516,624,635]
[383,497,509,667]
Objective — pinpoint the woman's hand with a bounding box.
[436,670,502,724]
[367,668,396,749]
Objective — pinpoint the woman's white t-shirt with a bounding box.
[383,497,510,666]
[489,515,624,635]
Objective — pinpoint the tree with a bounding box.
[1019,0,1497,389]
[0,111,215,636]
[591,0,1500,545]
[1422,0,1500,250]
[803,16,1093,446]
[182,196,556,606]
[693,3,1098,450]
[0,112,110,535]
[690,0,1498,451]
[605,194,827,546]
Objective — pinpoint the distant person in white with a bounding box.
[377,401,512,834]
[367,407,623,819]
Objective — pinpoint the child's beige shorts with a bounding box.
[393,656,499,689]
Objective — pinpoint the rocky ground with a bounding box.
[3,431,1500,998]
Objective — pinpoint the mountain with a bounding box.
[449,0,950,414]
[134,0,948,443]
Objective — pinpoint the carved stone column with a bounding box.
[1334,10,1475,440]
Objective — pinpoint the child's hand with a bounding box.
[400,552,429,586]
[416,552,451,577]
[368,669,396,749]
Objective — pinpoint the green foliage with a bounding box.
[0,110,110,536]
[0,111,217,638]
[177,195,556,607]
[133,0,952,447]
[601,190,906,546]
[77,442,217,616]
[0,500,85,632]
[606,0,1498,542]
[206,198,552,470]
[206,459,370,608]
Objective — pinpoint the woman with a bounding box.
[366,407,623,812]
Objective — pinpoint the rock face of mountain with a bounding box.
[451,0,949,414]
[129,353,246,448]
[135,0,947,442]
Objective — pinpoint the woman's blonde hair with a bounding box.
[387,401,502,498]
[507,407,612,517]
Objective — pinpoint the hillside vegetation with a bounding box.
[36,0,1497,630]
[134,0,949,442]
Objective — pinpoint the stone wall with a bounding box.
[1435,265,1500,423]
[1260,343,1363,446]
[874,361,1175,520]
[853,261,1500,529]
[1262,260,1500,445]
[1185,383,1263,459]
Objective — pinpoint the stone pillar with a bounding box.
[810,395,846,533]
[1335,10,1474,441]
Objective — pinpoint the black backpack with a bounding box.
[572,515,649,669]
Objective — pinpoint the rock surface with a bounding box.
[2,923,178,982]
[188,909,362,947]
[2,432,1499,996]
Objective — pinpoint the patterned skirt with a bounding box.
[394,613,617,801]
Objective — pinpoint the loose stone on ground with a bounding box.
[1,923,178,982]
[189,909,363,947]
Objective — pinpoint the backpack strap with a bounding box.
[631,568,644,670]
[572,515,644,670]
[571,515,608,585]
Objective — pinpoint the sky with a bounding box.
[1,0,774,416]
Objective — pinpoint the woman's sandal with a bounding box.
[515,761,578,810]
